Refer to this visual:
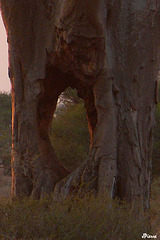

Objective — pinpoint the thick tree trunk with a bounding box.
[1,0,160,210]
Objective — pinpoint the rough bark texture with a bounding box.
[1,0,160,210]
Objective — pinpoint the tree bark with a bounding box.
[1,0,160,210]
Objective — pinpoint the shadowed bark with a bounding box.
[0,0,160,210]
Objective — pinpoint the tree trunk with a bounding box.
[1,0,160,210]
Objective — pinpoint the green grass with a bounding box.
[1,178,160,240]
[0,194,151,240]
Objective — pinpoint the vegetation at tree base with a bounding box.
[0,173,160,239]
[0,195,151,240]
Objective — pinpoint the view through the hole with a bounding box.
[51,87,90,171]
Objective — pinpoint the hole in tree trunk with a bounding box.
[36,65,97,176]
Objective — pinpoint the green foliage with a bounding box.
[60,87,82,104]
[0,93,11,125]
[0,92,11,175]
[55,87,83,116]
[51,99,90,171]
[0,195,150,240]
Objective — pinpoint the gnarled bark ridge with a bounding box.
[0,0,160,210]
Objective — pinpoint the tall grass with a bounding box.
[0,194,151,240]
[1,176,159,239]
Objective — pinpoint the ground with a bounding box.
[0,168,160,239]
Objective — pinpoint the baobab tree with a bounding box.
[0,0,160,212]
